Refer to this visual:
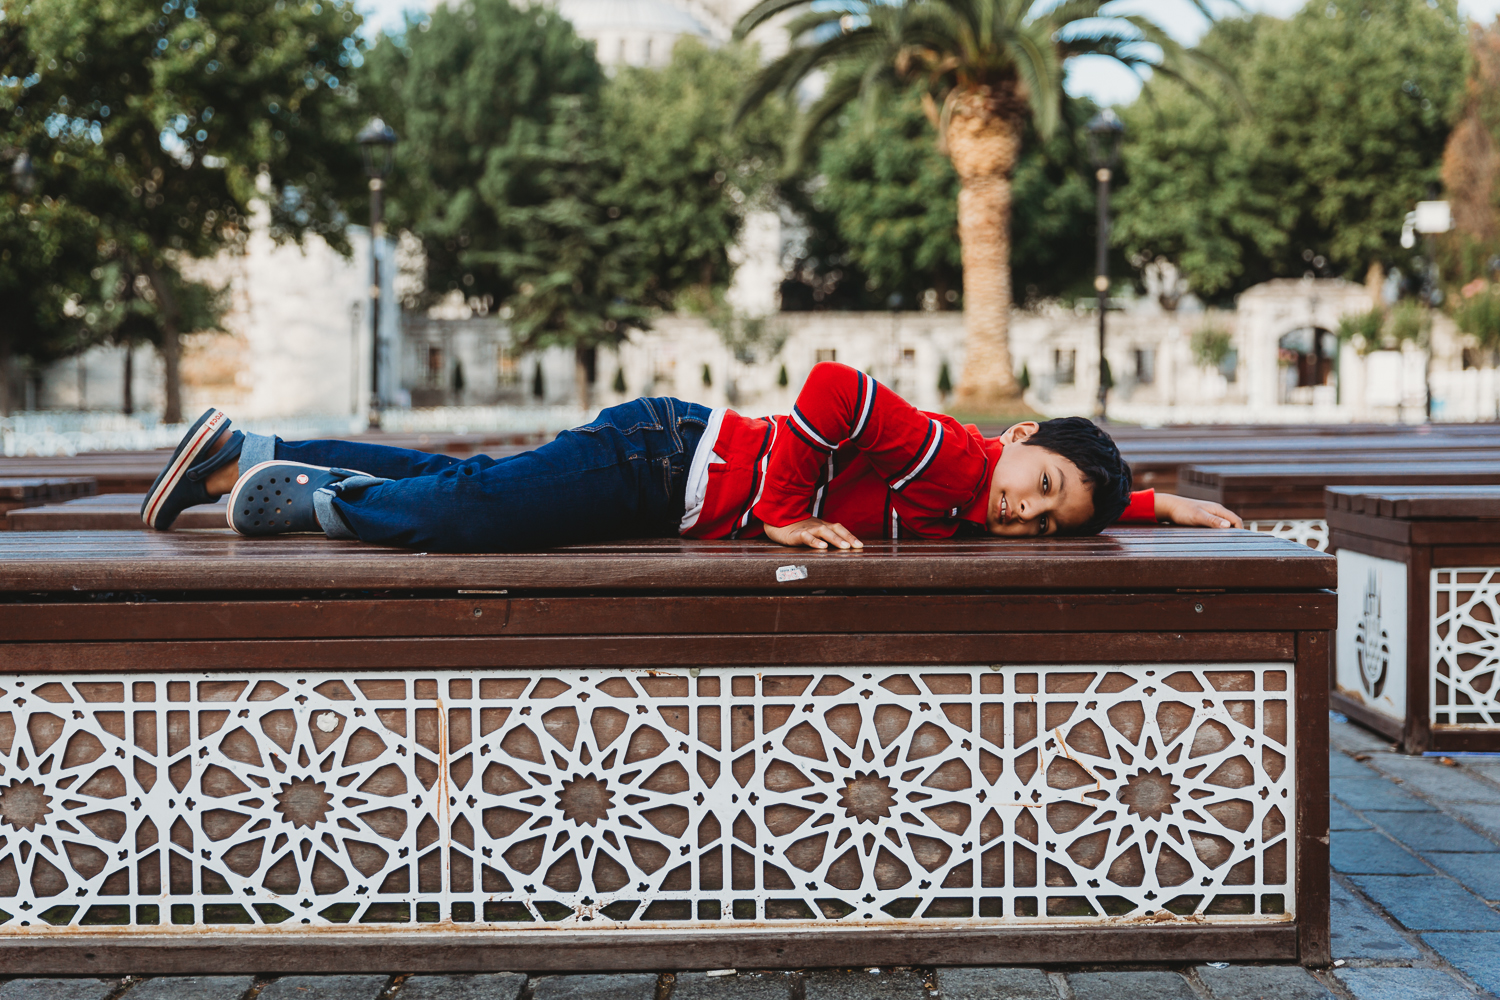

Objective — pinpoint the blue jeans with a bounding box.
[269,397,711,552]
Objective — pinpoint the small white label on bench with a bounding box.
[776,564,808,583]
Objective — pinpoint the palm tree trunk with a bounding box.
[945,89,1023,414]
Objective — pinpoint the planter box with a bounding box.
[1328,485,1500,753]
[0,529,1334,972]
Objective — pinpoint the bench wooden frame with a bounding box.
[0,531,1333,973]
[1329,487,1500,753]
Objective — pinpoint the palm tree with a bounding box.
[734,0,1227,413]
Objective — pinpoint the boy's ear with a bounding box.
[998,421,1040,445]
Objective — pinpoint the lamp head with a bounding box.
[357,117,399,179]
[1087,109,1125,169]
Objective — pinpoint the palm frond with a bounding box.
[1007,23,1062,137]
[733,0,832,41]
[783,71,866,173]
[731,23,885,127]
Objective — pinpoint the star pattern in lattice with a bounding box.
[1432,569,1500,726]
[1246,519,1329,552]
[0,666,1294,932]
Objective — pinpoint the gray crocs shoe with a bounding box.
[227,461,372,536]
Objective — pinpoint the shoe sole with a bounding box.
[228,461,367,535]
[141,408,229,530]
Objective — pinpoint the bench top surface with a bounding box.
[1181,461,1500,488]
[0,527,1333,593]
[1327,485,1500,520]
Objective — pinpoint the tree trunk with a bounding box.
[144,263,183,424]
[575,344,598,414]
[0,347,12,416]
[945,88,1024,414]
[122,342,134,416]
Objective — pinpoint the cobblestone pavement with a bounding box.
[7,716,1500,999]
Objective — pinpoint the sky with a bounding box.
[352,0,1500,107]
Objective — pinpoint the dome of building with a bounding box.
[553,0,715,44]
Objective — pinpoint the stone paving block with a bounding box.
[1330,801,1372,830]
[1368,758,1500,803]
[1329,719,1393,754]
[398,973,527,1000]
[1455,760,1500,787]
[0,981,117,1000]
[1333,967,1472,999]
[1423,932,1500,995]
[933,967,1057,999]
[1449,802,1500,838]
[530,974,660,1000]
[803,968,931,998]
[1329,752,1379,779]
[1331,778,1432,812]
[257,976,391,1000]
[1066,971,1196,1000]
[1331,878,1422,960]
[673,972,799,1000]
[1364,810,1499,852]
[1196,964,1335,1000]
[124,978,255,1000]
[1331,830,1432,874]
[1425,852,1500,902]
[1350,875,1500,930]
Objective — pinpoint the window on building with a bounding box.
[815,349,838,363]
[426,346,444,388]
[1055,349,1076,386]
[497,344,519,385]
[1220,349,1239,384]
[901,347,916,364]
[1134,348,1156,385]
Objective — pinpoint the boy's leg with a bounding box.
[265,436,475,480]
[319,398,709,551]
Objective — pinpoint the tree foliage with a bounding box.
[600,39,787,309]
[362,0,605,313]
[1114,1,1467,298]
[2,0,367,418]
[788,83,1098,309]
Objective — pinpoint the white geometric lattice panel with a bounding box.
[1433,569,1500,727]
[1247,519,1328,552]
[0,665,1295,933]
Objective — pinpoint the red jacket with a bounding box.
[680,362,1156,540]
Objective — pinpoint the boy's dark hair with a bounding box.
[1023,417,1133,536]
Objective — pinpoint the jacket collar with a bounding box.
[958,431,1005,526]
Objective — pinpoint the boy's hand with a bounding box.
[764,517,864,550]
[1155,493,1243,529]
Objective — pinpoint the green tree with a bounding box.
[8,0,367,420]
[362,0,605,308]
[1115,1,1466,297]
[600,39,787,308]
[798,83,1098,309]
[735,0,1221,413]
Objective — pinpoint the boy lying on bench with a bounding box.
[141,362,1240,551]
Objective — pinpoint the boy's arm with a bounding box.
[1116,490,1243,528]
[753,362,988,534]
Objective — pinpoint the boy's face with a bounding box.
[984,422,1096,537]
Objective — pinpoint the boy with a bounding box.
[141,362,1240,550]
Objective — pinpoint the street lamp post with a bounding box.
[357,117,398,431]
[1087,110,1125,422]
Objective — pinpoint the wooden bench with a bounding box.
[1119,433,1500,495]
[1327,486,1500,752]
[0,477,99,529]
[0,530,1333,972]
[1177,461,1500,552]
[0,436,538,495]
[7,494,226,531]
